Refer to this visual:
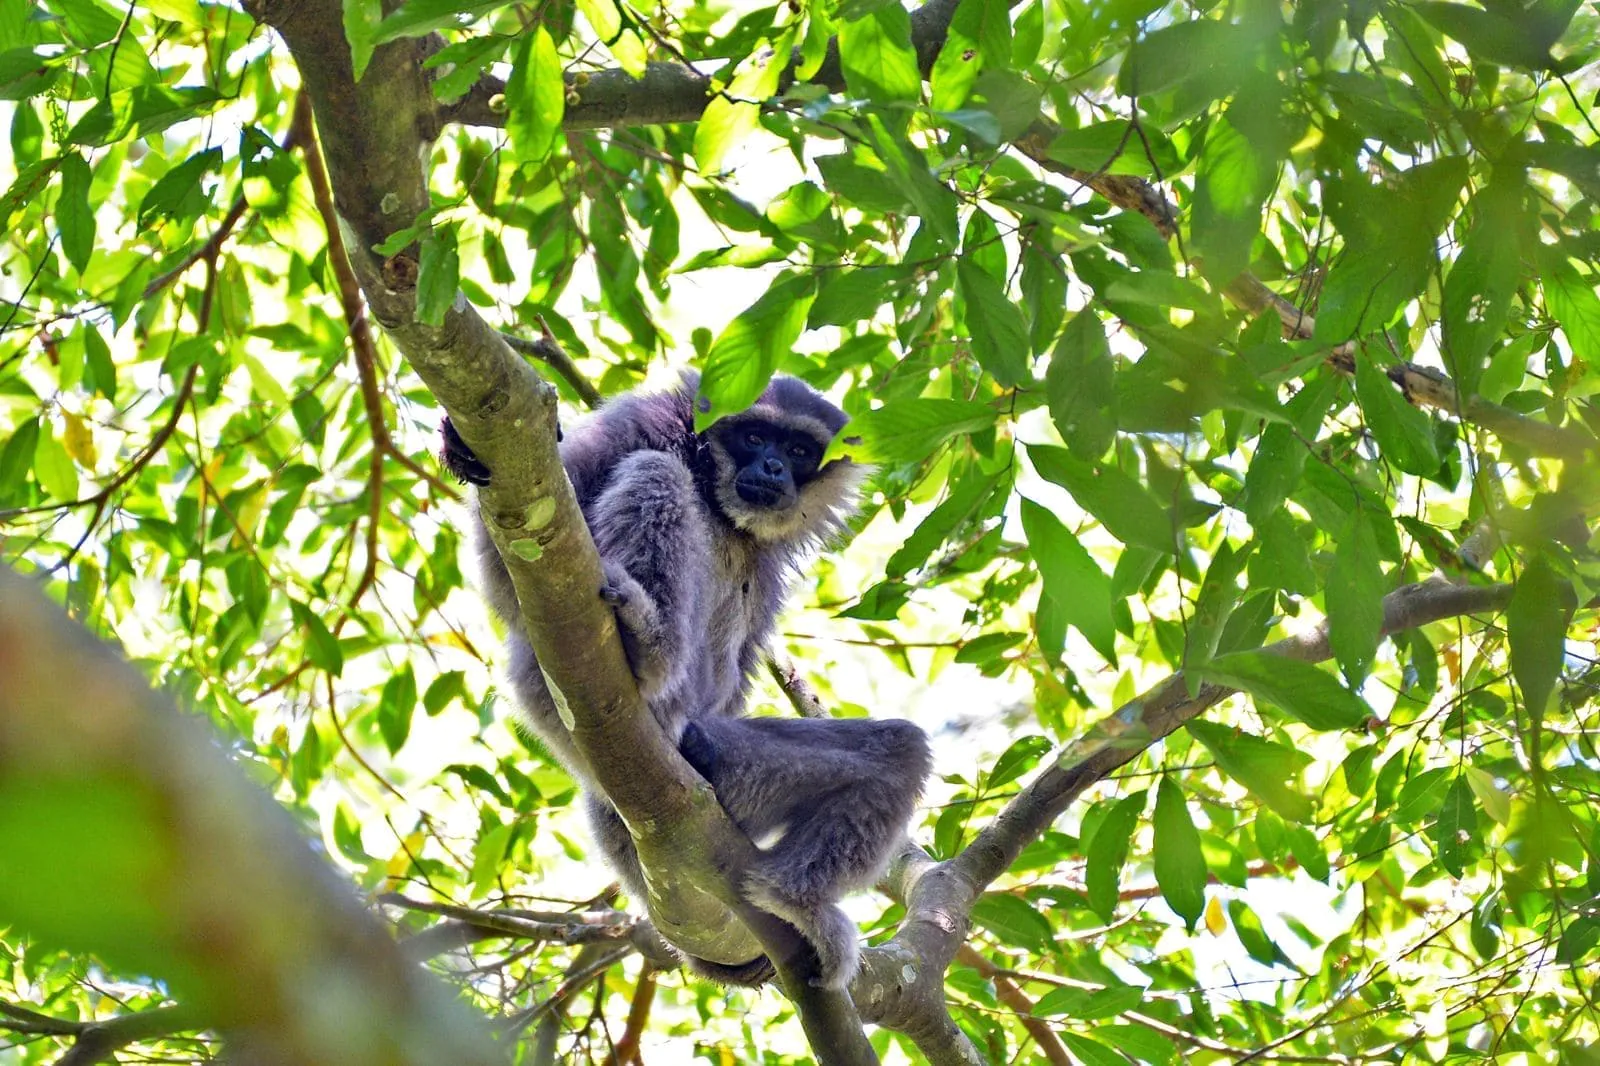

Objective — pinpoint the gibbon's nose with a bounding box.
[762,456,785,476]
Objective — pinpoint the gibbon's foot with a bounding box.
[743,872,862,989]
[439,417,492,486]
[678,721,720,778]
[682,951,777,987]
[599,561,672,698]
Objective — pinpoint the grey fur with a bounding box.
[445,372,930,988]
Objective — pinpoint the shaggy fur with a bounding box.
[442,372,930,988]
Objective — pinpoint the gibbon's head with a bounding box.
[700,375,867,544]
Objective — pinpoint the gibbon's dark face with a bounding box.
[717,417,824,511]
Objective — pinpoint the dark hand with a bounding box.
[440,417,492,486]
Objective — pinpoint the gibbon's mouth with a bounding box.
[734,476,793,509]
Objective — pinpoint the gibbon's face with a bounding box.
[716,417,825,511]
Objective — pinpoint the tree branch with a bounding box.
[250,2,877,1056]
[0,566,504,1065]
[1223,273,1596,461]
[954,578,1514,891]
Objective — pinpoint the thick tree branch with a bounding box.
[0,567,504,1065]
[249,1,877,1056]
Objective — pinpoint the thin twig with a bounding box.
[501,329,603,409]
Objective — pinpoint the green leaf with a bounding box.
[414,225,460,327]
[32,420,78,502]
[0,418,40,504]
[1118,18,1254,97]
[698,271,818,425]
[370,0,505,45]
[424,670,469,716]
[1507,554,1568,724]
[1430,776,1478,877]
[987,735,1051,790]
[1044,311,1116,459]
[1085,791,1145,921]
[332,802,369,863]
[697,26,795,172]
[1353,355,1439,476]
[1413,2,1555,69]
[863,118,960,246]
[1093,1024,1176,1065]
[1061,1035,1132,1066]
[955,259,1028,386]
[1153,777,1206,929]
[1021,498,1117,663]
[1537,243,1600,369]
[1033,983,1144,1019]
[290,599,344,675]
[1227,899,1292,966]
[378,664,418,755]
[136,147,222,229]
[57,152,94,274]
[1027,445,1174,554]
[1198,651,1370,731]
[831,397,996,464]
[1391,766,1452,824]
[1326,511,1384,684]
[1441,175,1525,397]
[1187,719,1315,822]
[970,892,1053,952]
[1193,87,1285,282]
[1184,541,1250,673]
[507,27,565,164]
[839,5,921,103]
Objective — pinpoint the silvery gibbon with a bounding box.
[441,371,930,989]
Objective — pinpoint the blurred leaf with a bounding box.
[1508,555,1569,727]
[1413,3,1555,69]
[1188,720,1314,822]
[1326,510,1384,684]
[378,664,418,754]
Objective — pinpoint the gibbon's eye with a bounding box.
[789,443,816,462]
[745,430,764,447]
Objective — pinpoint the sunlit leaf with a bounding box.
[1153,777,1206,929]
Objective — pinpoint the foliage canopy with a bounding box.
[4,0,1600,1061]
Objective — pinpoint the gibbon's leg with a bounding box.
[586,451,712,702]
[679,716,931,987]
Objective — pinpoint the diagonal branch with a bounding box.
[0,567,504,1066]
[953,578,1513,890]
[248,1,876,1056]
